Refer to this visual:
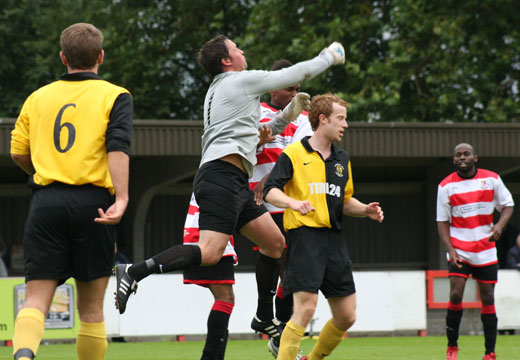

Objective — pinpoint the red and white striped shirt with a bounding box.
[249,102,313,213]
[436,169,514,266]
[183,193,237,263]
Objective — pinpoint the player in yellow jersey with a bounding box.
[264,94,383,360]
[10,23,133,360]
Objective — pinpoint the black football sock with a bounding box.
[446,305,463,347]
[201,301,234,360]
[128,245,202,282]
[481,307,497,354]
[255,253,280,321]
[214,330,229,360]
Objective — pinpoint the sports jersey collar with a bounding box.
[301,136,314,152]
[59,72,102,81]
[456,167,479,180]
[301,136,342,160]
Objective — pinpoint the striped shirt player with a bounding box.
[182,193,237,358]
[250,102,313,214]
[436,168,514,267]
[437,143,514,360]
[183,193,238,286]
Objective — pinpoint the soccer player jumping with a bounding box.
[113,36,346,343]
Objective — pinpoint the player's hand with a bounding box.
[366,202,384,223]
[448,249,463,269]
[288,199,315,215]
[258,125,275,147]
[321,42,345,65]
[280,92,311,122]
[95,199,128,225]
[489,223,505,242]
[253,181,265,205]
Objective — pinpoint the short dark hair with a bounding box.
[60,23,103,70]
[454,143,475,155]
[271,59,292,71]
[198,35,229,77]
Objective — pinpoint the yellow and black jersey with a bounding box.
[264,136,353,231]
[11,72,133,194]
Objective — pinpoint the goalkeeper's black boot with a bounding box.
[114,264,138,314]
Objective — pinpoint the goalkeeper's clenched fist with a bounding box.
[321,41,345,65]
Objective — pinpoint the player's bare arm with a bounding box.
[265,187,315,215]
[11,154,35,175]
[490,206,513,241]
[95,151,129,225]
[343,198,384,223]
[438,221,462,268]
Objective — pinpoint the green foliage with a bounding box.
[0,0,256,120]
[244,0,520,122]
[1,0,519,122]
[96,0,257,119]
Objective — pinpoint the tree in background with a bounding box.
[242,0,520,123]
[98,0,256,120]
[0,0,256,120]
[1,0,519,122]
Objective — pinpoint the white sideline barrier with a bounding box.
[103,271,428,337]
[496,270,520,329]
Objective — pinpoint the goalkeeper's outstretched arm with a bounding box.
[244,41,346,96]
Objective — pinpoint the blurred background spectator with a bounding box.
[505,233,520,270]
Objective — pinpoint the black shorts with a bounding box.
[23,183,116,283]
[283,227,355,298]
[183,255,235,287]
[193,160,267,235]
[448,261,498,283]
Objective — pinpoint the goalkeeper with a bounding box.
[114,36,346,328]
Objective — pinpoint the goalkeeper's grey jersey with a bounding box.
[200,52,334,178]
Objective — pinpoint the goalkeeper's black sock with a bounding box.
[128,245,202,282]
[201,301,234,360]
[481,305,497,354]
[446,302,463,347]
[255,253,280,321]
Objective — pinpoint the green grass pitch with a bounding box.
[1,335,519,359]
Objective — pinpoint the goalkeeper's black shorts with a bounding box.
[283,226,356,298]
[193,159,267,235]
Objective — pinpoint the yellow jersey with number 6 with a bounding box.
[10,78,128,193]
